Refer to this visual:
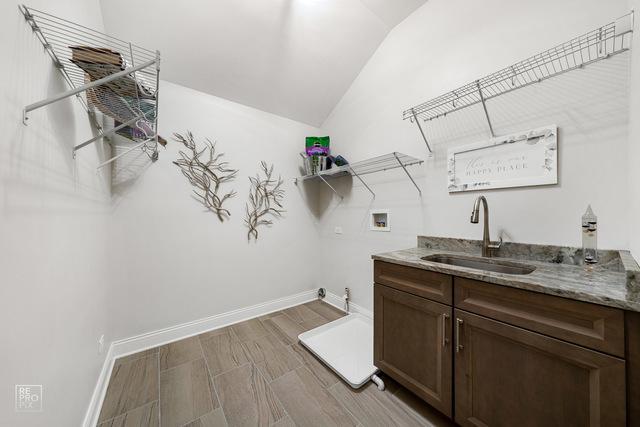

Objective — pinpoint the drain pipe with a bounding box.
[371,374,385,391]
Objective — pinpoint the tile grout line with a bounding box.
[282,343,305,375]
[112,348,160,368]
[210,361,254,380]
[230,321,272,345]
[260,313,304,364]
[96,400,160,427]
[326,383,364,427]
[284,301,331,325]
[282,337,338,393]
[157,355,207,375]
[260,315,296,347]
[249,317,307,386]
[258,316,307,371]
[389,389,438,427]
[304,301,346,324]
[253,340,303,385]
[332,379,431,427]
[197,335,230,427]
[197,329,254,378]
[249,349,293,426]
[212,312,296,424]
[281,306,315,325]
[97,354,161,425]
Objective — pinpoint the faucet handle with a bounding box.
[488,237,503,251]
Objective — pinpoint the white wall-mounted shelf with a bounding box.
[403,11,634,152]
[20,4,162,168]
[295,152,423,198]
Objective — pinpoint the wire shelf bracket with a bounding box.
[317,173,344,199]
[294,152,424,198]
[410,109,433,154]
[19,4,162,166]
[348,165,376,198]
[476,80,495,138]
[403,11,635,144]
[392,152,422,195]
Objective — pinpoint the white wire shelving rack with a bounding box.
[403,12,635,153]
[294,152,424,198]
[20,4,162,168]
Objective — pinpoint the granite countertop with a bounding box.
[372,236,640,312]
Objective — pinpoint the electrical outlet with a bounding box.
[334,226,343,234]
[97,334,105,354]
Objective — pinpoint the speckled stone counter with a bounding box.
[372,236,640,312]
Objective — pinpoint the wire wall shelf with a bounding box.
[20,4,163,168]
[403,12,635,152]
[295,152,424,198]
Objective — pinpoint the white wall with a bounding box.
[318,0,633,310]
[108,81,322,341]
[629,0,640,261]
[1,1,637,425]
[0,1,112,426]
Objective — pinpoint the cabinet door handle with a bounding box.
[442,313,449,347]
[456,318,464,353]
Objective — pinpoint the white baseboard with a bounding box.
[83,288,317,427]
[110,289,318,358]
[325,292,372,319]
[82,345,115,427]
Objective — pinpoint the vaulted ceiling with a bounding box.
[99,0,426,126]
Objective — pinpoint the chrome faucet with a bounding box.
[470,196,502,257]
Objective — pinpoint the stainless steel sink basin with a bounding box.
[421,254,536,275]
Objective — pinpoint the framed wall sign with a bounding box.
[447,125,558,193]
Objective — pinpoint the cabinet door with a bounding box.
[374,283,452,417]
[454,309,626,427]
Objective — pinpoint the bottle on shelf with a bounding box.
[581,205,598,265]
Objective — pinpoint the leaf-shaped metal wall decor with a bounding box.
[173,131,238,221]
[245,161,285,241]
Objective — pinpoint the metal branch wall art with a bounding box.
[173,131,238,221]
[245,161,285,241]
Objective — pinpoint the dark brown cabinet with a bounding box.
[373,260,633,426]
[454,309,626,427]
[454,277,625,357]
[374,283,453,417]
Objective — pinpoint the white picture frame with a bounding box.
[447,125,558,193]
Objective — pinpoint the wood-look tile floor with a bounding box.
[97,300,454,427]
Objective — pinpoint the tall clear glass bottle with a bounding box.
[582,205,598,265]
